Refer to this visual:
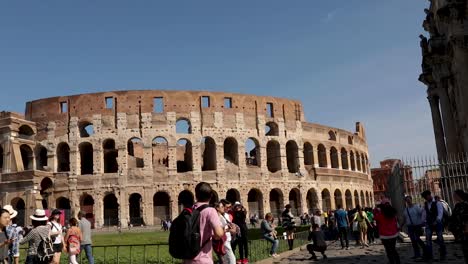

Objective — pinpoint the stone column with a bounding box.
[167,146,177,176]
[428,95,448,160]
[325,150,331,169]
[313,147,319,168]
[95,193,104,228]
[347,154,352,171]
[438,88,459,156]
[337,151,342,169]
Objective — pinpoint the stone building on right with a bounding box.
[419,0,468,160]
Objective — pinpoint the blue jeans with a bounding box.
[425,222,446,258]
[407,225,425,257]
[80,244,95,264]
[263,235,279,255]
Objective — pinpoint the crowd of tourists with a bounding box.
[0,206,95,264]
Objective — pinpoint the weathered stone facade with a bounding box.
[419,0,468,160]
[0,90,373,228]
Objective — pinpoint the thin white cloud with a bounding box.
[322,9,338,23]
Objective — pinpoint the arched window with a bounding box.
[286,140,299,173]
[154,192,171,223]
[201,137,216,171]
[317,144,327,168]
[226,189,241,204]
[345,190,352,209]
[176,118,192,134]
[289,188,302,216]
[328,131,336,141]
[103,193,119,226]
[334,189,342,209]
[247,189,264,218]
[303,143,313,166]
[224,137,238,166]
[265,122,279,136]
[306,189,319,214]
[35,145,48,170]
[321,189,331,212]
[341,148,349,170]
[129,193,143,225]
[79,142,93,175]
[79,121,94,138]
[18,125,34,138]
[269,189,284,218]
[103,139,118,173]
[57,143,70,172]
[128,138,144,168]
[330,147,339,169]
[177,139,192,172]
[266,140,281,173]
[245,138,260,166]
[152,137,168,168]
[20,144,33,170]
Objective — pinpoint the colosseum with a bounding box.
[0,90,373,228]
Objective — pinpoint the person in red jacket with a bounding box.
[374,201,400,264]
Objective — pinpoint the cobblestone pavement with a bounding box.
[277,240,466,263]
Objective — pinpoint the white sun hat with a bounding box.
[3,205,18,219]
[30,209,48,221]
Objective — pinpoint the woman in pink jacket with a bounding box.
[374,201,400,264]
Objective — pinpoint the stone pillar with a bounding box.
[313,147,319,168]
[337,151,342,169]
[325,150,331,169]
[95,193,104,228]
[347,154,352,171]
[428,95,448,160]
[167,146,177,176]
[438,88,459,156]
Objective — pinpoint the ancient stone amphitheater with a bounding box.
[0,90,373,228]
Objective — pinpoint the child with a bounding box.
[307,224,328,261]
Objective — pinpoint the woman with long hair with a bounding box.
[214,202,236,264]
[0,209,12,263]
[448,189,468,263]
[232,203,248,264]
[48,209,64,264]
[64,218,82,264]
[261,213,279,258]
[375,202,400,264]
[351,205,371,248]
[281,204,295,250]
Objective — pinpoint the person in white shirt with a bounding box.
[403,196,425,259]
[48,209,64,264]
[421,190,447,261]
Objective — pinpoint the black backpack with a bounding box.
[169,204,210,259]
[36,234,55,264]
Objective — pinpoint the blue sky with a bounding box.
[0,0,435,166]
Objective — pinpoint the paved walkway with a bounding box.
[277,240,466,263]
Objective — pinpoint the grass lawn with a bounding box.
[21,226,311,263]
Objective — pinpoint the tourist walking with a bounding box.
[20,209,51,264]
[64,218,82,264]
[365,208,375,244]
[78,211,94,264]
[261,213,279,258]
[219,200,236,264]
[232,203,249,264]
[421,190,447,261]
[334,204,349,250]
[374,201,400,264]
[3,205,22,264]
[281,204,295,250]
[448,190,468,263]
[306,224,327,261]
[403,196,425,259]
[0,209,13,264]
[351,205,371,248]
[48,209,64,264]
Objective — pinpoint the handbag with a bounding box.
[352,221,358,232]
[213,234,227,256]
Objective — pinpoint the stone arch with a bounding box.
[318,144,327,168]
[56,196,72,221]
[18,125,34,138]
[226,189,241,204]
[334,189,342,209]
[350,151,356,171]
[266,140,281,173]
[79,121,94,138]
[269,188,284,218]
[103,193,119,226]
[40,177,53,209]
[103,139,118,173]
[245,138,260,166]
[79,142,93,175]
[152,137,168,168]
[154,191,170,223]
[354,190,360,207]
[57,142,70,172]
[348,136,353,145]
[328,130,336,141]
[321,189,331,212]
[247,189,264,218]
[286,140,299,173]
[20,144,33,170]
[128,137,144,168]
[360,190,365,207]
[176,118,191,134]
[178,190,195,212]
[176,139,193,172]
[223,137,238,166]
[306,188,319,214]
[201,137,216,171]
[265,122,279,136]
[303,142,313,166]
[356,152,362,171]
[80,194,95,228]
[11,197,25,227]
[341,148,349,170]
[35,144,48,171]
[289,188,302,216]
[345,189,353,210]
[330,147,339,169]
[0,144,3,170]
[129,193,143,225]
